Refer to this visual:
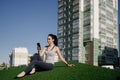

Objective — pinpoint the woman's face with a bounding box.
[47,36,54,45]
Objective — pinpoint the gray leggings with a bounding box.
[24,53,54,74]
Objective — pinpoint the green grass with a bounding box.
[0,61,120,80]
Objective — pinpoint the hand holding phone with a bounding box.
[37,43,41,52]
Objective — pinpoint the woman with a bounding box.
[15,34,74,78]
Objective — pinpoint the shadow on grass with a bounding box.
[54,65,67,68]
[116,76,120,80]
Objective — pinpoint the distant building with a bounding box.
[9,47,31,67]
[28,54,32,64]
[98,46,118,66]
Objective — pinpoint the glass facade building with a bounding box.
[57,0,118,65]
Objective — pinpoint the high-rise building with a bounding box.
[118,23,120,57]
[9,47,31,67]
[57,0,118,65]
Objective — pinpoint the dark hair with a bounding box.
[48,34,58,46]
[37,43,41,49]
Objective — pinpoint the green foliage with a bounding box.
[0,61,120,80]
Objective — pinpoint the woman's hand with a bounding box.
[67,64,75,67]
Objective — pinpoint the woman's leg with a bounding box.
[29,68,35,74]
[29,54,43,74]
[16,61,53,78]
[24,61,37,74]
[31,53,43,62]
[16,61,37,78]
[30,53,44,73]
[16,71,26,78]
[35,62,54,71]
[25,61,54,74]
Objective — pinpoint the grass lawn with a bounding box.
[0,61,120,80]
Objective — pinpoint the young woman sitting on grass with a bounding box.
[15,34,75,78]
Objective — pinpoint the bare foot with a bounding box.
[17,71,25,78]
[30,68,35,75]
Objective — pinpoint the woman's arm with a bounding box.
[56,47,75,67]
[39,47,47,57]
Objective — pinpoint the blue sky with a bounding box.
[0,0,57,63]
[0,0,120,64]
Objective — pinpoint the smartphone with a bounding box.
[37,43,40,47]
